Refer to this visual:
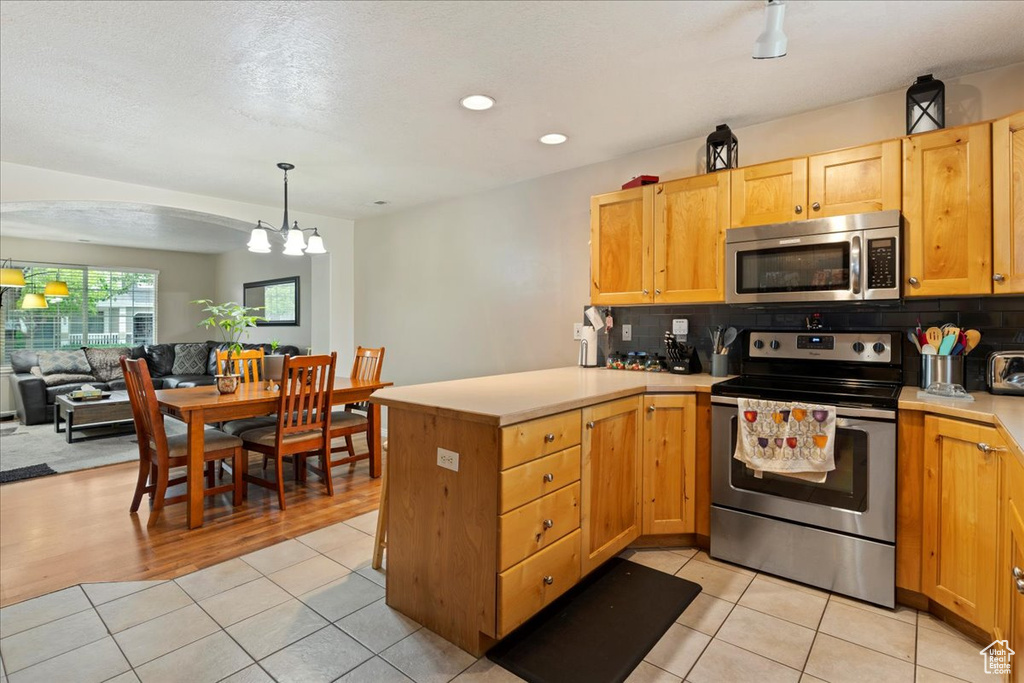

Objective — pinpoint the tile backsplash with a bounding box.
[591,296,1024,391]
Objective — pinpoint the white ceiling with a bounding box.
[0,202,251,253]
[1,1,1023,222]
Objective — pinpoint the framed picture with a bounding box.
[243,276,299,326]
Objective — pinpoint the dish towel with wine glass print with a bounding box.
[734,399,836,483]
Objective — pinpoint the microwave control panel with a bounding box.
[867,238,897,290]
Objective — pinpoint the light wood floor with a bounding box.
[0,441,381,607]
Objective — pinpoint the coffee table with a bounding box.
[54,391,136,444]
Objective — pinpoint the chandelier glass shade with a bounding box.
[247,163,328,256]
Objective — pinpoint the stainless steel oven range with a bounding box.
[710,330,902,607]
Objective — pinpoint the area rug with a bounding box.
[0,463,58,484]
[487,557,702,683]
[0,419,172,479]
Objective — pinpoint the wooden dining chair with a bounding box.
[120,356,244,514]
[326,346,385,471]
[237,353,338,510]
[215,347,264,383]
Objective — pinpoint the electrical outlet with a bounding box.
[672,319,688,336]
[437,447,459,472]
[622,324,632,341]
[573,323,584,340]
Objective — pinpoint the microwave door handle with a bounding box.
[851,235,862,295]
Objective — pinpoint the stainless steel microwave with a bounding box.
[726,210,901,304]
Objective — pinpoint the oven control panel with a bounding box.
[748,332,894,363]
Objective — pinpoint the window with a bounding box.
[243,276,299,326]
[1,262,157,365]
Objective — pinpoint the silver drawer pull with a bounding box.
[1015,566,1024,580]
[544,433,556,443]
[586,421,595,429]
[543,473,554,483]
[1017,578,1024,595]
[648,405,656,413]
[542,518,554,529]
[977,442,1007,454]
[543,576,554,585]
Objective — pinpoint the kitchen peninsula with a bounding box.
[371,366,727,655]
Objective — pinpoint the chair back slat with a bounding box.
[350,347,385,382]
[120,356,169,460]
[276,353,337,437]
[215,348,264,383]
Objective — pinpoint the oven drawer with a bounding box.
[501,411,582,469]
[498,482,581,571]
[500,446,581,513]
[497,529,581,636]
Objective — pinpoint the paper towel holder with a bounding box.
[578,325,599,367]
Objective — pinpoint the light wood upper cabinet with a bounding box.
[580,396,642,575]
[903,123,993,296]
[807,140,901,217]
[993,111,1024,294]
[922,415,1001,633]
[641,394,696,535]
[590,186,653,304]
[653,174,729,303]
[1000,449,1024,682]
[730,159,807,228]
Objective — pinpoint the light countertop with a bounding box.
[371,366,730,426]
[899,386,1024,457]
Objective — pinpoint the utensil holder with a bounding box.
[711,354,729,378]
[920,355,964,389]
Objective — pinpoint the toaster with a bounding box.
[988,351,1024,395]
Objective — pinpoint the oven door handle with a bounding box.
[711,396,894,421]
[851,234,862,295]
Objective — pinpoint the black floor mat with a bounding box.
[487,557,701,683]
[0,463,58,484]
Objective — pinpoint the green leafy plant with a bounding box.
[191,299,264,374]
[270,339,281,354]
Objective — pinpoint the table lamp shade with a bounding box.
[1,268,26,287]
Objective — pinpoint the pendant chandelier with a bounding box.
[0,259,70,310]
[246,163,327,256]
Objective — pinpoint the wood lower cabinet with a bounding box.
[922,415,1001,633]
[730,159,807,228]
[1000,446,1024,682]
[641,394,696,535]
[807,140,901,217]
[590,186,653,304]
[653,174,729,303]
[581,396,643,575]
[993,111,1024,294]
[903,123,993,296]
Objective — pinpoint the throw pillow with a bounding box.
[172,343,208,375]
[30,367,97,387]
[37,349,92,375]
[84,347,130,383]
[143,344,175,376]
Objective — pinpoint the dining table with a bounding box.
[156,377,393,529]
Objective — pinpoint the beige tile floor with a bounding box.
[0,520,995,683]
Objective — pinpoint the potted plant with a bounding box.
[192,299,264,394]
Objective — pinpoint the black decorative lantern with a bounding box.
[906,74,945,135]
[706,124,738,173]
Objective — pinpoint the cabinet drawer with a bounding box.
[501,411,581,469]
[500,446,581,513]
[497,529,581,636]
[499,482,581,571]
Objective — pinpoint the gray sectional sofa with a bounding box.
[9,341,300,425]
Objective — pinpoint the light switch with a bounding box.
[622,324,632,341]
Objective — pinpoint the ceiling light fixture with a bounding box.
[247,163,328,256]
[539,133,568,145]
[0,259,70,310]
[460,94,495,111]
[753,0,787,60]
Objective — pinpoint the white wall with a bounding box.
[353,62,1024,391]
[213,248,312,350]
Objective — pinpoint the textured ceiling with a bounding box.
[0,203,251,254]
[1,1,1023,221]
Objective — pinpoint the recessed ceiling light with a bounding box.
[460,95,495,111]
[539,133,568,145]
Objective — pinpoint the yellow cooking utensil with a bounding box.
[925,327,943,348]
[964,329,982,354]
